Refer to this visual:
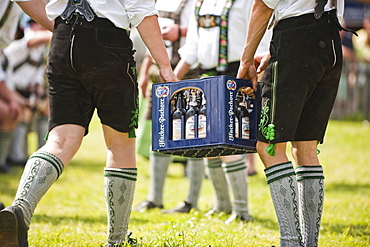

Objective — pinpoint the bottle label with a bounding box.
[241,117,250,139]
[172,119,182,140]
[185,116,195,139]
[198,115,206,138]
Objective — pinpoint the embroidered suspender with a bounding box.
[217,0,235,72]
[13,55,44,72]
[195,0,235,72]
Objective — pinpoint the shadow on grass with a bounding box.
[249,215,279,230]
[325,182,370,193]
[33,214,106,225]
[32,213,149,226]
[0,166,24,198]
[0,161,107,197]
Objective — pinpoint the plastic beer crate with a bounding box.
[151,75,260,158]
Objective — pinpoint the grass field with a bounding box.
[0,115,369,246]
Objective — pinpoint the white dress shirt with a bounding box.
[179,0,271,70]
[46,0,159,30]
[1,0,28,81]
[263,0,344,23]
[1,1,23,48]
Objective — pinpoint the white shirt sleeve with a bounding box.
[177,10,199,66]
[123,0,159,27]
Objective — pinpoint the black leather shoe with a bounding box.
[161,201,192,214]
[126,232,137,246]
[0,205,29,247]
[0,164,10,173]
[134,200,163,212]
[7,158,27,167]
[105,232,137,247]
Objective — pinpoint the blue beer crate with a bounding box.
[151,75,261,158]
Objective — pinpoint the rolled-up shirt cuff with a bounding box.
[129,10,159,27]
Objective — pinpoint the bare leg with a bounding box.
[246,154,257,176]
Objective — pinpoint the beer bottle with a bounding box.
[185,89,198,139]
[198,93,207,138]
[172,92,185,140]
[247,95,254,114]
[240,94,250,139]
[235,91,243,138]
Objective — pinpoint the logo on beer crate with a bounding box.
[226,80,237,91]
[156,86,170,98]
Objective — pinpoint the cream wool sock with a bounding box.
[265,162,303,247]
[8,122,28,163]
[13,151,64,228]
[104,167,137,245]
[296,165,325,247]
[0,131,13,169]
[205,157,231,214]
[223,156,251,220]
[185,158,204,208]
[147,151,172,206]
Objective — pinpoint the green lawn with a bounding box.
[1,116,369,246]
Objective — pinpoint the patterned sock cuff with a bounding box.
[222,158,246,173]
[206,157,222,168]
[295,165,324,181]
[264,161,295,184]
[29,151,64,178]
[104,167,138,181]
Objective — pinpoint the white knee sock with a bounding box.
[104,167,137,245]
[205,158,231,213]
[265,162,303,247]
[223,156,251,219]
[0,131,13,168]
[9,122,28,162]
[185,158,204,208]
[296,166,325,247]
[13,151,64,228]
[147,151,171,205]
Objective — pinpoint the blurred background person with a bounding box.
[0,0,23,174]
[0,0,53,211]
[4,15,51,168]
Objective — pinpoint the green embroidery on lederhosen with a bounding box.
[217,0,235,72]
[128,62,138,138]
[259,61,278,155]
